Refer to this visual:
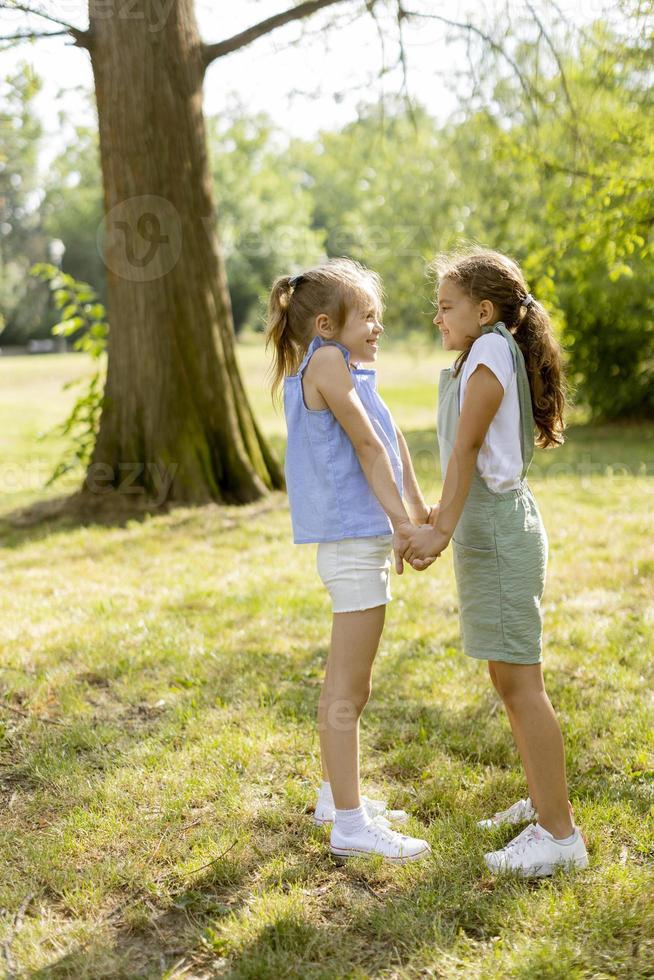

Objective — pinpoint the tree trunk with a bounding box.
[85,0,283,508]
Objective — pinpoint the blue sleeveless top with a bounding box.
[283,336,403,544]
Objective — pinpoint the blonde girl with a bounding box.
[266,258,433,864]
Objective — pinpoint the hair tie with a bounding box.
[288,274,303,289]
[521,292,535,308]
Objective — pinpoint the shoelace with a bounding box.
[501,824,542,856]
[366,816,409,846]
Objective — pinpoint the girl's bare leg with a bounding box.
[491,660,574,839]
[317,605,386,811]
[319,658,330,782]
[487,661,538,804]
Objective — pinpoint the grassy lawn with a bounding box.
[0,344,652,978]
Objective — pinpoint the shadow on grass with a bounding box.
[29,799,653,979]
[24,804,550,979]
[7,623,653,977]
[4,419,653,975]
[0,490,288,551]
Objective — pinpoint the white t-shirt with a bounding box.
[458,333,523,493]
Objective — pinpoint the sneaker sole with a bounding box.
[312,814,333,827]
[313,813,408,827]
[477,817,535,829]
[485,854,589,877]
[330,844,431,865]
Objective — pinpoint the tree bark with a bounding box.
[85,0,283,508]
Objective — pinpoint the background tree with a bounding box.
[29,100,326,339]
[0,0,348,512]
[288,100,458,336]
[1,0,651,517]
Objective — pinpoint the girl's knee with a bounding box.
[488,660,508,700]
[500,687,523,713]
[321,682,371,717]
[491,661,544,709]
[500,684,546,714]
[352,683,372,715]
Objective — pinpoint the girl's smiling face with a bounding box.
[337,290,384,364]
[434,279,487,351]
[315,285,384,364]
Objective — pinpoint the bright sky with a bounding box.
[0,0,611,177]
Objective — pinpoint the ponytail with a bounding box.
[514,301,568,448]
[265,276,298,404]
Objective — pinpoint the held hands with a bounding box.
[403,523,451,570]
[392,503,451,574]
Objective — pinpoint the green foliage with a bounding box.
[4,12,654,419]
[207,105,325,332]
[0,63,46,343]
[548,28,654,419]
[439,21,654,420]
[40,120,107,309]
[288,100,458,337]
[30,263,107,484]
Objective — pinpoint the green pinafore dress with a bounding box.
[437,321,548,665]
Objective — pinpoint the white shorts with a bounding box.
[316,534,393,613]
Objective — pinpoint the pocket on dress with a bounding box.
[452,539,503,651]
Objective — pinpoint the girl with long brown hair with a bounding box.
[402,248,589,877]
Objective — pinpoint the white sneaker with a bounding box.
[313,794,409,827]
[477,797,537,829]
[330,815,431,864]
[478,798,575,830]
[484,822,589,878]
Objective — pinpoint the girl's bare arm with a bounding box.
[394,425,429,524]
[404,364,504,563]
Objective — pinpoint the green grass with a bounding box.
[0,344,652,978]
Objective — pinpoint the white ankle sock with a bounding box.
[316,779,334,810]
[318,779,334,802]
[538,822,577,845]
[334,804,371,835]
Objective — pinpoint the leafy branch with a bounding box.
[30,264,108,486]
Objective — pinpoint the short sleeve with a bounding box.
[464,334,515,393]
